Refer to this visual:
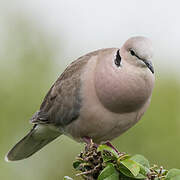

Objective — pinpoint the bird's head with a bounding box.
[120,36,154,74]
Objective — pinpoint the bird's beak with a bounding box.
[143,60,154,74]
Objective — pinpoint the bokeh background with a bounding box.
[1,0,180,179]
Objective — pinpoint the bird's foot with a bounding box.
[82,136,93,144]
[105,141,124,156]
[82,136,98,151]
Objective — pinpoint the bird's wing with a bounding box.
[30,51,98,126]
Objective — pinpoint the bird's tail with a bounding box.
[5,125,61,161]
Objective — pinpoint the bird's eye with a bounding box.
[130,50,136,56]
[114,49,121,67]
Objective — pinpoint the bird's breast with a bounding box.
[95,61,154,113]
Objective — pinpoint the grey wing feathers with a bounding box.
[6,125,60,161]
[31,56,89,126]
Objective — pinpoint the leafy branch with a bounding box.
[64,142,180,180]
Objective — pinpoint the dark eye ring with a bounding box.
[130,50,135,56]
[114,49,121,67]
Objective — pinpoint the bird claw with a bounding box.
[83,136,98,152]
[105,141,120,154]
[83,138,122,156]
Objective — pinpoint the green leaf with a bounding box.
[73,161,81,170]
[130,154,150,168]
[118,154,131,161]
[119,158,140,177]
[98,163,119,180]
[97,144,119,159]
[138,165,149,177]
[118,164,146,179]
[63,176,73,180]
[102,153,115,163]
[166,169,180,180]
[130,155,150,176]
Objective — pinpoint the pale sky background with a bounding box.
[1,0,180,75]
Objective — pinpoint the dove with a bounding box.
[5,36,155,161]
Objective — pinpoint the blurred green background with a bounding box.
[1,0,180,179]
